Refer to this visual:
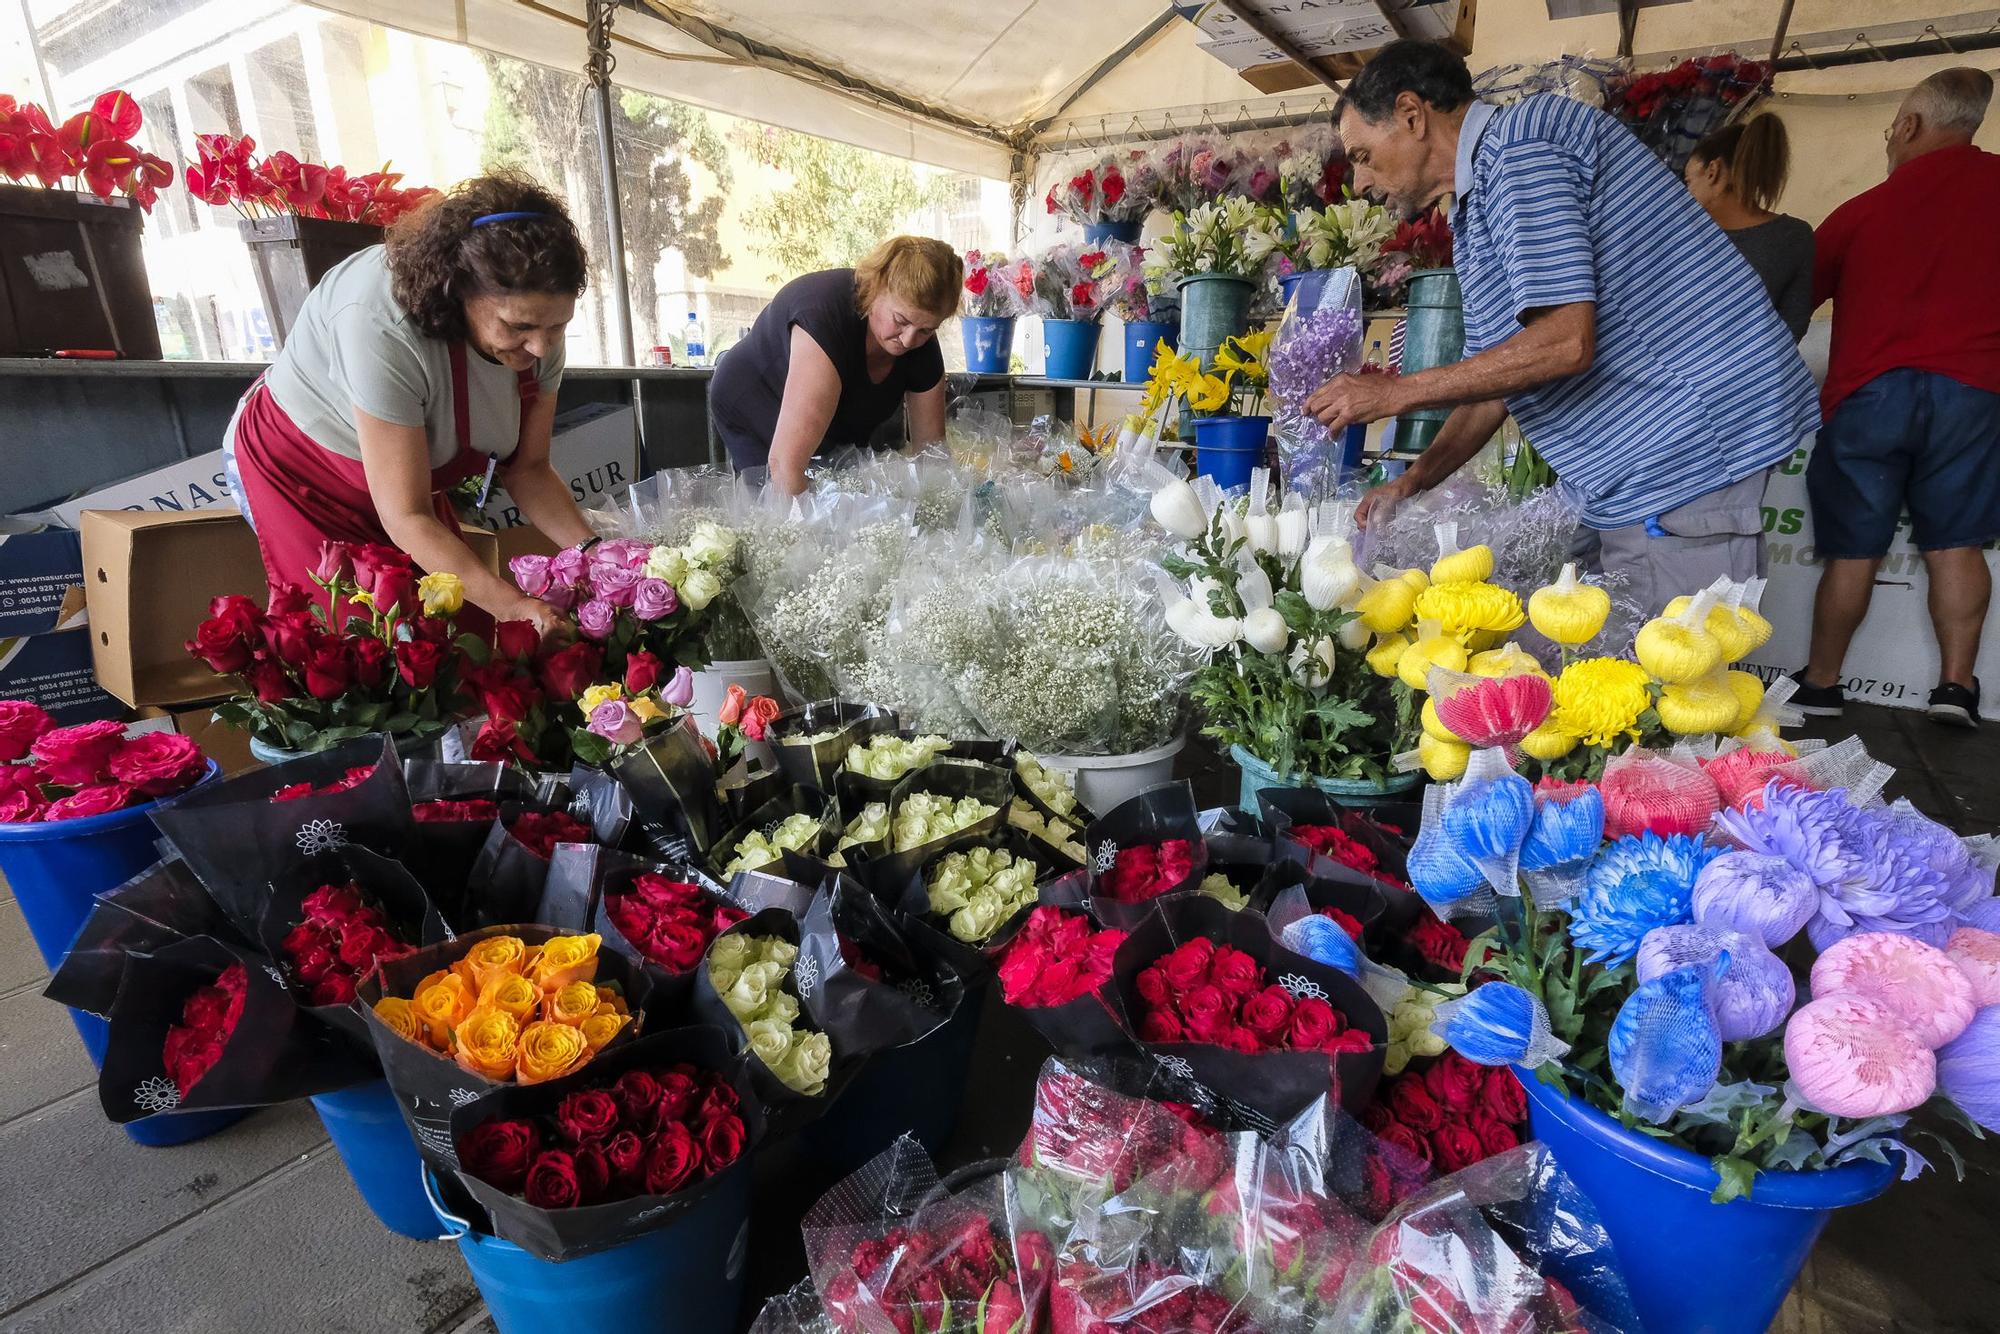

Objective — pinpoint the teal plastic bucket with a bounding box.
[313,1079,442,1240]
[1192,416,1269,490]
[1520,1070,1896,1334]
[960,316,1014,373]
[1231,744,1423,811]
[428,1164,752,1334]
[1395,268,1465,454]
[0,762,242,1147]
[1124,320,1176,383]
[1176,273,1255,371]
[1083,219,1142,245]
[1042,318,1101,380]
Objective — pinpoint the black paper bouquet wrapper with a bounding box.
[1108,895,1387,1133]
[151,736,414,933]
[1202,829,1310,915]
[456,799,606,931]
[799,873,965,1052]
[540,845,745,1023]
[986,870,1136,1058]
[46,858,240,1018]
[254,846,455,1046]
[831,733,1016,813]
[611,713,728,862]
[445,1025,766,1263]
[840,758,1017,891]
[766,700,900,792]
[1256,789,1416,887]
[98,935,375,1121]
[1081,780,1210,933]
[688,906,861,1140]
[887,824,1078,982]
[356,924,655,1171]
[399,760,565,920]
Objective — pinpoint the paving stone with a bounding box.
[0,984,95,1124]
[0,1094,326,1314]
[0,895,51,995]
[2,1145,481,1334]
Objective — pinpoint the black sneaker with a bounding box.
[1790,672,1845,718]
[1928,679,1981,728]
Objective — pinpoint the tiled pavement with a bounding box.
[2,703,1995,1333]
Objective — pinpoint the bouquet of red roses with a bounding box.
[0,90,174,209]
[275,881,414,1007]
[253,845,450,1032]
[445,1028,761,1262]
[181,131,437,224]
[188,542,469,755]
[963,250,1035,319]
[996,905,1125,1011]
[0,702,211,823]
[161,960,247,1096]
[1361,1052,1528,1209]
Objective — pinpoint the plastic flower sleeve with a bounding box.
[45,858,236,1018]
[1426,663,1552,751]
[1598,745,1722,840]
[1431,983,1570,1069]
[1407,783,1493,921]
[1327,1143,1640,1333]
[1440,747,1535,897]
[1607,954,1728,1123]
[1267,265,1364,491]
[1518,781,1603,908]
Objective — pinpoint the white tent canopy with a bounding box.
[305,0,2000,180]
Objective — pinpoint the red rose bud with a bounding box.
[312,541,354,585]
[507,810,592,860]
[247,661,292,704]
[1430,1122,1487,1173]
[603,1129,645,1182]
[537,641,603,702]
[1208,945,1262,997]
[393,640,447,691]
[309,973,358,1006]
[270,781,317,803]
[266,583,312,617]
[1471,1115,1519,1156]
[623,649,663,694]
[185,617,255,674]
[413,799,500,824]
[301,881,365,921]
[1423,1050,1484,1114]
[493,620,541,663]
[523,1149,582,1208]
[1240,985,1296,1046]
[612,1071,662,1129]
[700,1113,746,1170]
[470,718,535,766]
[1386,1076,1446,1133]
[555,1089,622,1145]
[350,637,392,689]
[264,610,321,666]
[1285,996,1341,1052]
[303,644,354,700]
[372,570,418,620]
[1377,1120,1432,1167]
[655,1071,698,1121]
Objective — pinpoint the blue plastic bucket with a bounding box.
[1278,270,1311,308]
[314,1079,442,1239]
[1083,219,1142,245]
[1123,320,1176,384]
[428,1164,751,1334]
[801,990,985,1178]
[1042,318,1101,381]
[1231,744,1423,812]
[0,762,242,1147]
[1519,1070,1896,1334]
[1192,415,1270,490]
[960,316,1015,373]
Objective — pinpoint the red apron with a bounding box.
[232,342,537,639]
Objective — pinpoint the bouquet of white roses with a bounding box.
[705,929,833,1096]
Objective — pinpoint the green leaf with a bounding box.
[456,633,491,666]
[1709,1154,1758,1204]
[384,712,421,734]
[569,730,613,767]
[1272,589,1315,637]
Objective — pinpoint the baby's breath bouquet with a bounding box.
[747,494,914,703]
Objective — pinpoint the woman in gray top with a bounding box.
[1685,115,1814,343]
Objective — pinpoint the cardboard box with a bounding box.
[0,625,127,724]
[134,703,260,776]
[81,507,269,708]
[0,527,88,637]
[497,523,560,566]
[459,523,502,576]
[32,450,238,529]
[475,404,638,531]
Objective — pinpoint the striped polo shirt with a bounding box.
[1450,95,1819,530]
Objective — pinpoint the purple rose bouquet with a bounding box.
[510,525,738,677]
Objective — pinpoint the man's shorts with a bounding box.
[1808,369,2000,560]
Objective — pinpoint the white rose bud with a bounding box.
[780,1031,833,1095]
[747,1019,793,1069]
[680,568,723,611]
[1149,479,1208,540]
[643,546,689,585]
[687,522,737,567]
[1243,607,1289,655]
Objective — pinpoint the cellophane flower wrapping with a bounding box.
[803,1136,1050,1334]
[1268,267,1365,494]
[745,493,914,704]
[1327,1143,1640,1333]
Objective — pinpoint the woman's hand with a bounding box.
[498,597,572,644]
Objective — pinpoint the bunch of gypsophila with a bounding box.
[955,553,1197,756]
[751,518,912,703]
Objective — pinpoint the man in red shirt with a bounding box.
[1799,68,2000,727]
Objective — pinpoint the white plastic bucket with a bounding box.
[690,658,779,735]
[1035,737,1185,817]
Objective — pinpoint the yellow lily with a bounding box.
[1187,371,1236,414]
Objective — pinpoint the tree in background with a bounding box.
[483,58,731,351]
[734,124,951,283]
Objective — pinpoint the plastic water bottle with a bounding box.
[684,312,708,367]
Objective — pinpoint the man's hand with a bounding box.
[1355,473,1418,530]
[1304,372,1408,433]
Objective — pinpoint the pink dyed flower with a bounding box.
[1944,927,2000,1007]
[1431,670,1552,750]
[1784,994,1935,1118]
[1810,932,1977,1049]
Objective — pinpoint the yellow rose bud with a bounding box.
[516,1019,591,1084]
[372,996,420,1044]
[417,571,465,618]
[412,972,474,1048]
[459,936,528,993]
[1527,564,1610,647]
[1420,698,1461,743]
[1724,669,1766,731]
[452,1008,521,1080]
[629,694,667,724]
[546,979,602,1027]
[1429,543,1494,585]
[595,985,629,1015]
[1636,616,1724,684]
[1418,733,1470,781]
[578,683,626,716]
[1518,721,1578,762]
[580,1011,630,1052]
[478,972,541,1022]
[529,933,602,993]
[1366,633,1409,677]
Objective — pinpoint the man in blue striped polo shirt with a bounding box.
[1313,42,1819,613]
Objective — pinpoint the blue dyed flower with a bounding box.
[1635,923,1793,1041]
[1521,786,1605,873]
[1410,819,1487,915]
[1431,981,1569,1068]
[1569,832,1721,967]
[1608,955,1725,1123]
[1280,914,1362,976]
[1938,1007,2000,1135]
[1443,771,1535,867]
[1813,801,1995,949]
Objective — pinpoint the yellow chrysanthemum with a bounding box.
[1550,657,1653,748]
[1417,734,1470,781]
[1518,721,1578,762]
[1414,581,1526,642]
[1658,672,1741,736]
[1357,579,1419,634]
[1420,698,1461,743]
[1366,633,1409,678]
[1723,670,1766,732]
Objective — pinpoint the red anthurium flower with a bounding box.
[90,90,142,140]
[82,139,140,199]
[23,132,72,187]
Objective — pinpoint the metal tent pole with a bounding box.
[585,0,635,367]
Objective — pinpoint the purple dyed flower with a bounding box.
[660,665,695,708]
[590,562,641,608]
[593,538,654,573]
[1691,850,1818,947]
[630,578,678,622]
[1635,923,1794,1041]
[1715,784,1884,946]
[541,582,579,613]
[1938,1007,2000,1134]
[548,546,588,587]
[509,554,552,597]
[576,598,617,640]
[587,700,643,746]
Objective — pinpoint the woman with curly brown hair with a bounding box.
[223,172,597,637]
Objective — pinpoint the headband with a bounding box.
[471,211,549,227]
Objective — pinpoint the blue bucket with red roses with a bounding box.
[0,711,237,1148]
